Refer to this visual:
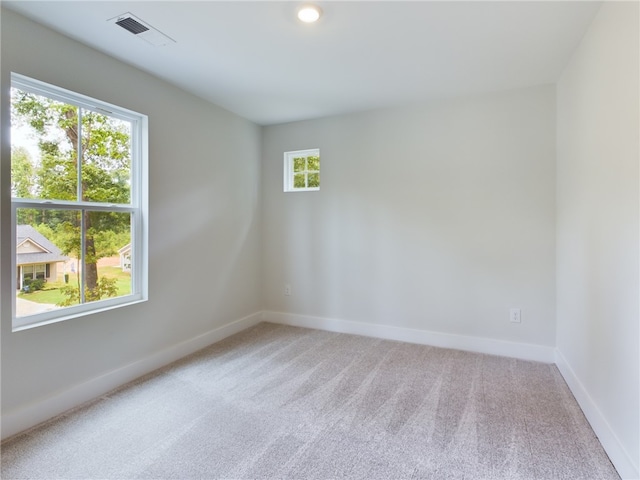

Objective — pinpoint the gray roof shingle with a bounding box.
[17,225,69,265]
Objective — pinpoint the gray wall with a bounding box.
[556,2,639,476]
[1,9,262,421]
[262,85,556,347]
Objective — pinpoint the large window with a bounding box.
[10,73,148,330]
[284,149,320,192]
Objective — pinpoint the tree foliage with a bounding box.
[11,146,35,197]
[58,277,118,306]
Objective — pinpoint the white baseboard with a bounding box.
[555,349,639,480]
[263,311,555,363]
[1,311,263,441]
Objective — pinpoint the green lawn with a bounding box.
[19,266,131,306]
[19,284,67,304]
[103,266,133,296]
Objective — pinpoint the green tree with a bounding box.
[11,146,34,197]
[11,146,41,225]
[11,88,131,301]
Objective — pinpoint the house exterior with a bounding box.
[118,243,131,272]
[16,225,69,290]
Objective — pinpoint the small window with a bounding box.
[10,73,148,330]
[284,149,320,192]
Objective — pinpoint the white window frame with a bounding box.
[283,148,320,192]
[10,73,149,331]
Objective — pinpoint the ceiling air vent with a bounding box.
[116,17,149,35]
[109,13,175,47]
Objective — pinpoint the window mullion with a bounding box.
[12,198,136,212]
[304,157,309,188]
[80,209,86,304]
[78,108,85,304]
[77,108,83,202]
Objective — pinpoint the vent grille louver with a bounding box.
[109,12,176,47]
[115,17,149,35]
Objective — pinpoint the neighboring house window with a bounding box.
[10,73,148,330]
[23,264,45,280]
[284,149,320,192]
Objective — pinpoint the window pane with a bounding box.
[308,173,320,188]
[293,157,305,173]
[16,209,77,316]
[15,208,132,316]
[307,155,320,171]
[11,88,78,201]
[84,211,132,303]
[80,109,131,204]
[293,173,306,188]
[11,90,132,205]
[35,264,46,280]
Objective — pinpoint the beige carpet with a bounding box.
[1,322,619,479]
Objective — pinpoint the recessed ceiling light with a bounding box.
[297,5,322,23]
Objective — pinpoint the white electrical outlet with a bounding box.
[510,308,521,323]
[284,284,292,296]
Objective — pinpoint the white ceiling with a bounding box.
[4,1,602,125]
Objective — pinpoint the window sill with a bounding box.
[284,187,320,193]
[12,295,147,332]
